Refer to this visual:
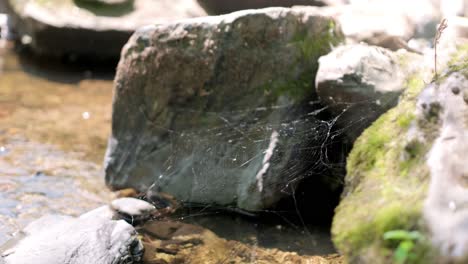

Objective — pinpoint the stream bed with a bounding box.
[0,40,337,257]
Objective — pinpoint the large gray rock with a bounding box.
[315,43,421,140]
[4,0,206,58]
[0,198,154,264]
[197,0,347,15]
[105,7,344,211]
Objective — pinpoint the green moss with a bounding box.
[397,113,415,129]
[292,17,342,62]
[400,139,426,176]
[347,116,390,173]
[332,70,431,263]
[448,44,468,75]
[267,17,343,100]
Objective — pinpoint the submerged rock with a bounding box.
[332,47,468,263]
[105,7,344,211]
[4,0,206,58]
[315,43,422,140]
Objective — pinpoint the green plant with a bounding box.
[383,230,425,264]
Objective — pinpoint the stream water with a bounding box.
[0,37,336,256]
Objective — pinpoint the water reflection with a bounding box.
[0,44,114,162]
[0,136,109,245]
[0,41,113,244]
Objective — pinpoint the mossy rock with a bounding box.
[332,45,468,263]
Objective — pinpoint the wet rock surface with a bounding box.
[0,43,113,244]
[4,0,206,58]
[105,6,344,211]
[0,137,110,245]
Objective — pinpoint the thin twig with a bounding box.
[434,18,448,79]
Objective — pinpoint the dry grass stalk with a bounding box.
[434,18,448,79]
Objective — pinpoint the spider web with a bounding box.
[135,93,388,255]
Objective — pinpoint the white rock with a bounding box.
[1,214,143,264]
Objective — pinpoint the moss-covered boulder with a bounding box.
[4,0,206,59]
[105,7,344,211]
[332,46,468,263]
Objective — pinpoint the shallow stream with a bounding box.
[0,41,336,256]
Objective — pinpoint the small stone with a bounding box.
[110,197,156,225]
[451,86,460,95]
[111,198,155,215]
